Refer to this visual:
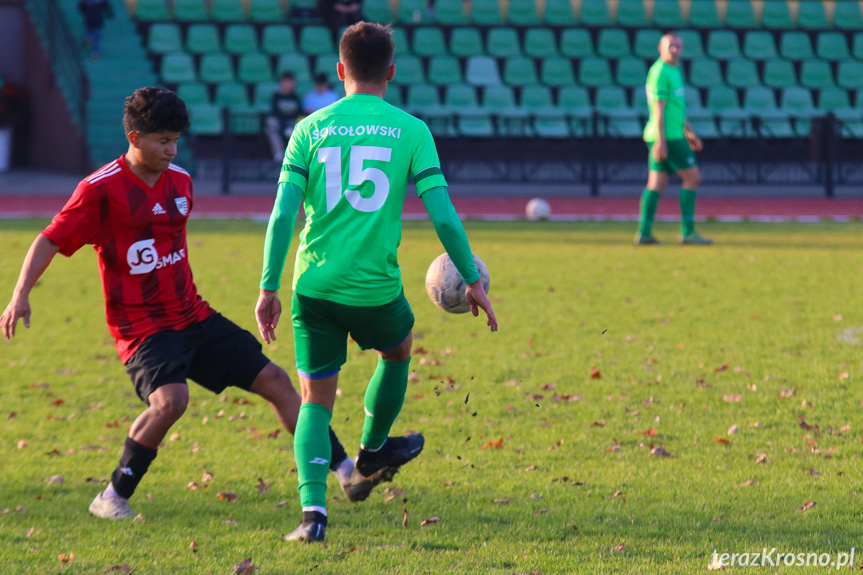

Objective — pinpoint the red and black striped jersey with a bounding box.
[42,155,213,363]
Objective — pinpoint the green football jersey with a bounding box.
[279,93,448,306]
[643,59,686,142]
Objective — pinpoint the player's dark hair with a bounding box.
[123,87,191,135]
[339,21,394,83]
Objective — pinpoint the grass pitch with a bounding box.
[2,219,863,574]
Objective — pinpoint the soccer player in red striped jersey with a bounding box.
[0,87,387,520]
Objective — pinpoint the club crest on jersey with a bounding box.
[127,239,187,275]
[175,197,189,216]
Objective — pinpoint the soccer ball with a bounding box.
[425,253,491,314]
[526,198,551,221]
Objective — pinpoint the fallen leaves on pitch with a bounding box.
[256,478,269,495]
[707,555,726,570]
[610,543,625,553]
[492,498,510,504]
[727,424,739,435]
[649,446,673,458]
[202,471,213,483]
[58,552,75,563]
[187,482,200,491]
[739,479,757,487]
[753,453,770,464]
[103,564,132,573]
[233,558,258,574]
[722,394,742,403]
[46,475,64,485]
[796,501,816,513]
[714,437,731,444]
[482,438,504,449]
[420,516,440,527]
[336,547,357,556]
[641,428,658,437]
[590,367,602,379]
[217,492,238,501]
[17,440,27,449]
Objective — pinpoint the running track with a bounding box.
[2,195,863,222]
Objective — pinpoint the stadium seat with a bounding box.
[450,28,484,56]
[300,26,335,55]
[313,54,340,83]
[781,86,815,115]
[578,0,611,25]
[483,85,516,109]
[383,87,404,107]
[533,110,569,138]
[762,59,797,88]
[816,32,850,61]
[834,2,863,30]
[761,1,793,29]
[276,54,312,83]
[744,86,776,110]
[597,28,631,59]
[507,0,540,24]
[186,24,220,54]
[177,82,210,106]
[603,108,643,138]
[800,60,835,89]
[390,28,411,55]
[615,57,647,87]
[756,109,794,138]
[363,0,392,22]
[634,29,662,59]
[743,31,778,60]
[578,57,612,87]
[725,59,760,88]
[707,85,740,111]
[487,28,521,57]
[444,84,478,108]
[252,81,278,111]
[212,0,246,21]
[780,31,813,60]
[262,25,296,55]
[470,0,503,24]
[174,0,208,21]
[399,0,428,23]
[833,109,863,138]
[853,33,863,59]
[457,110,495,137]
[406,84,441,109]
[392,56,425,85]
[688,58,723,88]
[412,28,447,56]
[524,28,558,57]
[558,85,591,112]
[688,110,719,139]
[632,85,647,110]
[521,85,553,109]
[837,61,863,89]
[238,53,273,83]
[543,0,575,24]
[249,0,284,22]
[677,29,704,60]
[223,25,258,54]
[595,85,628,110]
[161,52,196,83]
[684,86,704,110]
[434,0,468,24]
[187,104,223,135]
[818,88,850,111]
[465,56,501,85]
[540,57,575,87]
[135,0,171,21]
[616,0,648,26]
[560,28,593,58]
[723,1,757,28]
[215,82,250,109]
[485,86,529,137]
[707,30,741,60]
[688,0,720,28]
[148,23,182,54]
[428,56,463,84]
[199,53,234,84]
[502,56,538,85]
[653,0,685,27]
[797,1,829,29]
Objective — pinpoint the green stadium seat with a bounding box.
[161,52,196,83]
[363,0,393,22]
[834,109,863,138]
[148,23,182,54]
[687,110,719,139]
[470,0,503,24]
[399,0,428,23]
[652,0,685,27]
[800,60,834,89]
[484,86,528,136]
[392,55,425,85]
[723,1,757,28]
[543,0,574,24]
[521,85,552,109]
[853,33,863,59]
[252,81,278,111]
[761,1,793,29]
[816,32,850,61]
[757,109,794,137]
[688,58,723,88]
[725,59,759,88]
[603,109,643,138]
[135,0,171,21]
[502,56,538,85]
[744,86,776,110]
[540,57,575,86]
[688,0,720,28]
[616,0,648,26]
[508,0,540,24]
[224,25,259,54]
[444,84,478,108]
[560,28,593,58]
[707,85,740,111]
[313,54,340,83]
[483,85,515,109]
[595,85,627,110]
[615,57,647,87]
[212,0,247,21]
[434,0,468,24]
[487,28,521,57]
[578,57,612,87]
[390,28,410,55]
[262,25,296,55]
[834,2,863,30]
[597,29,631,59]
[186,24,220,54]
[428,56,463,84]
[781,86,815,116]
[177,82,210,106]
[762,59,797,88]
[780,31,813,60]
[524,28,558,57]
[300,26,335,55]
[174,0,208,21]
[406,84,441,110]
[818,88,850,111]
[457,110,494,137]
[238,53,273,83]
[634,29,662,60]
[188,104,223,135]
[837,61,863,89]
[797,1,829,29]
[249,0,284,22]
[215,82,250,109]
[199,53,234,84]
[383,87,404,107]
[578,0,611,25]
[677,29,704,60]
[465,56,501,85]
[684,86,704,110]
[412,27,447,56]
[743,31,778,60]
[558,85,590,112]
[707,30,741,60]
[276,54,312,83]
[450,28,484,57]
[632,85,647,109]
[533,110,569,138]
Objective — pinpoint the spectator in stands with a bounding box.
[265,73,303,162]
[302,73,339,115]
[78,0,113,59]
[317,0,363,32]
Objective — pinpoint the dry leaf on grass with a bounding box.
[256,478,269,495]
[46,475,63,485]
[707,555,726,570]
[187,482,200,491]
[133,514,147,523]
[103,564,132,573]
[233,558,258,575]
[722,394,742,403]
[610,543,625,553]
[727,424,739,435]
[58,552,75,563]
[335,547,357,556]
[217,492,238,501]
[590,367,602,379]
[482,438,504,449]
[796,501,816,513]
[739,479,757,487]
[17,440,28,449]
[649,446,673,458]
[420,516,440,527]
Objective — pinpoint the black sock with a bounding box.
[328,426,348,471]
[302,510,327,525]
[110,437,158,499]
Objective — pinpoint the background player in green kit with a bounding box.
[636,32,712,246]
[255,21,498,543]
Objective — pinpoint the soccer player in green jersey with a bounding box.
[255,21,498,543]
[637,32,712,246]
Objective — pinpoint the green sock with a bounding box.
[680,188,697,236]
[294,402,332,510]
[639,188,661,237]
[361,357,411,450]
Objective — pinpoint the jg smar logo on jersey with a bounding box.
[126,239,187,275]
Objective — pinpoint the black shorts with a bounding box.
[125,313,271,405]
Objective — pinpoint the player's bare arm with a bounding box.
[255,288,282,344]
[1,234,60,340]
[652,100,667,162]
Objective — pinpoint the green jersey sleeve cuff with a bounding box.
[279,163,309,189]
[414,166,447,196]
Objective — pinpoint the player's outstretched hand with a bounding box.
[465,280,498,333]
[1,295,31,341]
[255,290,282,344]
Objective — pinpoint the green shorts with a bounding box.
[646,138,697,173]
[291,288,415,379]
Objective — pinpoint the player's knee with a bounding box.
[151,388,189,421]
[381,332,412,362]
[683,171,701,189]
